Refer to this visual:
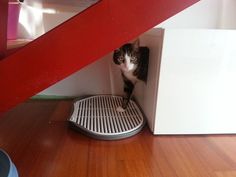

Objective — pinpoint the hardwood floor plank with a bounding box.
[49,101,73,122]
[139,131,177,177]
[119,160,158,177]
[48,131,90,177]
[154,137,211,177]
[187,137,235,171]
[209,137,236,165]
[1,100,236,177]
[215,171,236,177]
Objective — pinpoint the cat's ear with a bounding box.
[133,39,140,51]
[114,48,120,53]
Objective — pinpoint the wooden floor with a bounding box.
[1,100,236,177]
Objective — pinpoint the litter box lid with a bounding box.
[69,95,145,140]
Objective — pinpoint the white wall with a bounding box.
[157,0,236,30]
[155,29,236,134]
[219,0,236,29]
[157,0,222,29]
[39,54,115,97]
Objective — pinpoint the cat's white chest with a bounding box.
[122,70,138,83]
[124,70,136,80]
[119,63,138,83]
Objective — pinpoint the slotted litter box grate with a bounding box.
[69,95,145,140]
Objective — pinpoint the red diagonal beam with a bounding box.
[0,0,200,113]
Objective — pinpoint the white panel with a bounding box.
[39,55,113,96]
[134,28,164,131]
[155,29,236,134]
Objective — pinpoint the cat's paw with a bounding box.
[116,106,126,112]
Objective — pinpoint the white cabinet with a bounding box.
[152,29,236,134]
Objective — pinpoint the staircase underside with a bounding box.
[0,0,200,113]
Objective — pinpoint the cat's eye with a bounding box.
[131,57,137,62]
[118,57,124,62]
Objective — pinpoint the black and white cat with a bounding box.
[113,39,149,112]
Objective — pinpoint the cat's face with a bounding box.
[113,40,140,72]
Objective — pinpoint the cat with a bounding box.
[113,39,149,112]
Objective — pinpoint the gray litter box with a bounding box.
[68,95,146,140]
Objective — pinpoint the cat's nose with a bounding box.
[125,64,132,71]
[124,63,129,70]
[124,59,129,66]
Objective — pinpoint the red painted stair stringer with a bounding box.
[0,0,200,113]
